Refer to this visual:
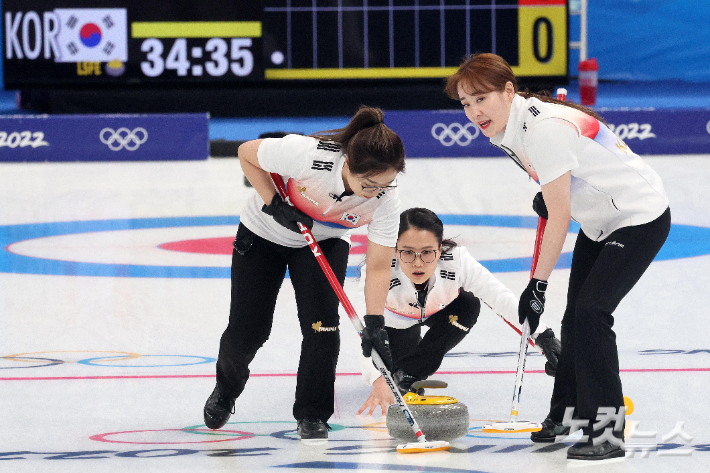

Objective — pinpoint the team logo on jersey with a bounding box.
[340,212,361,225]
[311,160,334,171]
[316,141,341,153]
[528,106,540,117]
[440,252,454,261]
[297,186,319,206]
[615,138,630,154]
[439,270,456,280]
[449,315,470,332]
[390,278,401,290]
[312,321,338,333]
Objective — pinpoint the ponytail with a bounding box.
[446,53,607,124]
[311,106,405,177]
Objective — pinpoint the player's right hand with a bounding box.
[361,315,394,371]
[357,376,395,417]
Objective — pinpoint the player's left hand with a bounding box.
[534,328,561,377]
[518,278,547,334]
[357,376,395,417]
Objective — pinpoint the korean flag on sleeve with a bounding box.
[54,9,128,63]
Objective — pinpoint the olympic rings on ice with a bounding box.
[1,351,215,369]
[90,422,349,445]
[79,354,215,367]
[431,122,480,146]
[100,127,148,151]
[90,429,255,444]
[0,356,64,369]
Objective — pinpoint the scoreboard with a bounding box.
[263,0,567,80]
[2,0,567,88]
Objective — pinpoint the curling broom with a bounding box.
[482,213,546,434]
[483,88,566,434]
[269,172,450,453]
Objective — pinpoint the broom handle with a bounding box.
[510,87,563,420]
[269,172,431,444]
[510,216,546,422]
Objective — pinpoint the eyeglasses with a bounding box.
[397,249,438,264]
[360,183,397,192]
[358,179,397,192]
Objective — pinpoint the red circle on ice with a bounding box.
[160,237,234,254]
[159,234,368,255]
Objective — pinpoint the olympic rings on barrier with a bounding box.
[431,122,480,146]
[706,120,710,135]
[90,429,255,445]
[1,351,215,368]
[100,127,148,151]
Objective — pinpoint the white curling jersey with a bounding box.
[357,245,548,385]
[491,95,668,241]
[240,134,401,248]
[361,246,542,331]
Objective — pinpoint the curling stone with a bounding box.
[386,381,469,442]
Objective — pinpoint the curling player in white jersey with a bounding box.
[447,53,670,460]
[203,106,404,441]
[357,208,562,416]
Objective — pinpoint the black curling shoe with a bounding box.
[203,384,236,430]
[297,417,331,440]
[567,439,625,460]
[530,416,571,443]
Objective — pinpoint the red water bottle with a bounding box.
[578,58,599,106]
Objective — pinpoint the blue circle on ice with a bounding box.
[0,215,707,278]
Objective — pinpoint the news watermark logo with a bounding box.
[556,406,694,458]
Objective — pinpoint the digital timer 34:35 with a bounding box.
[140,38,254,78]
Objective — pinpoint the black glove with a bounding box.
[534,328,561,377]
[533,191,548,219]
[261,194,314,233]
[361,315,394,371]
[518,278,547,334]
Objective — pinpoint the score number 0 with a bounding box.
[141,38,254,78]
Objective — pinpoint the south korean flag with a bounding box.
[54,8,128,63]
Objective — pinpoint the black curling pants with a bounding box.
[385,291,481,379]
[548,208,671,438]
[215,223,349,422]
